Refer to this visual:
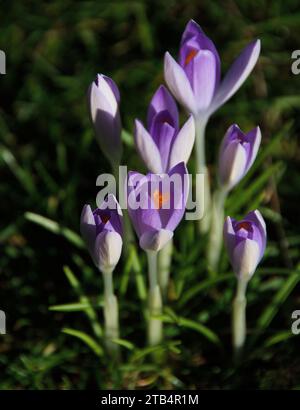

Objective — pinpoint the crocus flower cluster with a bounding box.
[80,18,267,356]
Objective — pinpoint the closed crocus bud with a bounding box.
[218,124,261,190]
[80,194,123,273]
[134,85,195,173]
[87,74,122,166]
[224,210,266,281]
[127,162,189,252]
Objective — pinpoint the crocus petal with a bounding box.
[156,122,175,173]
[80,205,96,257]
[168,115,195,169]
[93,74,118,115]
[223,216,237,262]
[99,194,123,236]
[102,75,120,104]
[180,20,221,83]
[219,141,247,189]
[192,50,218,111]
[140,229,173,252]
[94,231,122,272]
[161,162,189,231]
[210,40,261,115]
[134,119,163,173]
[244,126,261,172]
[232,238,260,280]
[147,85,179,131]
[87,77,122,165]
[245,210,267,259]
[164,52,197,114]
[127,172,162,236]
[219,124,240,157]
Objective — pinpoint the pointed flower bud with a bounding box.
[87,74,122,166]
[134,85,195,173]
[80,195,123,272]
[218,124,261,190]
[223,210,267,281]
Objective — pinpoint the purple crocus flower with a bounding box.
[224,210,266,280]
[127,162,189,251]
[134,85,195,173]
[219,124,261,190]
[164,20,261,118]
[87,74,122,166]
[80,194,123,272]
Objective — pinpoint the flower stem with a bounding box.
[146,251,163,346]
[102,268,119,356]
[207,187,228,274]
[158,237,173,299]
[232,278,248,362]
[194,116,211,234]
[112,163,146,301]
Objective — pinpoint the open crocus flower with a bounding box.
[224,210,266,281]
[164,20,261,118]
[80,194,123,273]
[134,85,195,173]
[218,124,261,190]
[87,74,122,166]
[127,162,189,251]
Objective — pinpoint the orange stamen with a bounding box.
[237,221,251,231]
[153,190,170,209]
[101,214,111,224]
[184,49,198,66]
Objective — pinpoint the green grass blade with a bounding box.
[25,212,84,248]
[62,328,103,357]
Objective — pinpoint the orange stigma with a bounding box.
[100,214,111,224]
[237,221,251,231]
[153,190,170,209]
[184,49,198,66]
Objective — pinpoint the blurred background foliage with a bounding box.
[0,0,300,389]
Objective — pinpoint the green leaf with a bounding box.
[62,328,103,357]
[63,266,81,293]
[121,129,134,146]
[0,145,36,194]
[111,338,135,351]
[49,302,100,312]
[163,315,221,346]
[25,212,84,248]
[61,266,103,339]
[250,266,300,347]
[227,162,283,214]
[178,274,233,307]
[264,330,296,347]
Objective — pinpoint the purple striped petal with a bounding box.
[179,20,221,85]
[147,85,179,131]
[164,52,197,114]
[168,115,195,170]
[134,119,163,173]
[211,40,261,115]
[191,50,218,110]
